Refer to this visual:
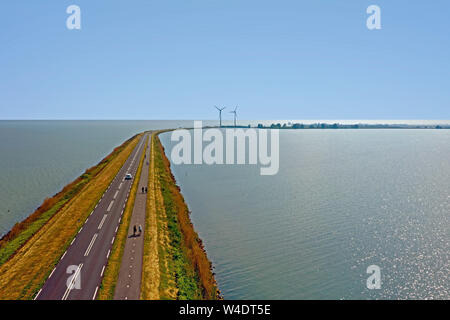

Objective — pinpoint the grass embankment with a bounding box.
[142,133,220,300]
[0,134,142,300]
[97,136,148,300]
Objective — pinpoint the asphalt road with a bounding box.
[113,135,150,300]
[35,133,149,300]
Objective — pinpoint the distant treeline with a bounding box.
[256,123,450,129]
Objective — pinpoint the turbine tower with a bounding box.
[215,105,226,127]
[230,106,238,127]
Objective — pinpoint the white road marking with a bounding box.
[61,252,67,260]
[113,190,119,199]
[107,200,114,212]
[100,265,105,277]
[98,215,107,230]
[70,238,76,245]
[111,236,115,245]
[106,249,111,259]
[49,267,56,279]
[115,226,118,233]
[119,183,123,190]
[78,226,83,234]
[92,286,99,300]
[34,289,42,300]
[62,263,83,300]
[84,234,98,257]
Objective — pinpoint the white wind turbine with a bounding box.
[230,106,238,127]
[215,105,226,127]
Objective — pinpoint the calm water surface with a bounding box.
[160,129,450,299]
[1,122,448,299]
[0,120,194,236]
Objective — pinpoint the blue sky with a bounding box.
[0,1,449,120]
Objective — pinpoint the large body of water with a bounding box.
[1,121,449,299]
[0,120,199,237]
[160,129,450,299]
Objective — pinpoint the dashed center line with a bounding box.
[84,234,98,257]
[107,200,114,212]
[113,190,119,199]
[98,215,107,230]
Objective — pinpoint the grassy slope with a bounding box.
[0,134,142,300]
[97,136,148,300]
[143,133,219,300]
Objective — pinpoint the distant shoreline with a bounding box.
[225,123,450,130]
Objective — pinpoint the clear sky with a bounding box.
[1,1,449,120]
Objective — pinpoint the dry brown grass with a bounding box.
[97,136,148,300]
[0,134,142,300]
[141,133,161,300]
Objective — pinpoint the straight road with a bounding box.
[35,132,149,300]
[114,136,151,300]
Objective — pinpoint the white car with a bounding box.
[125,173,132,180]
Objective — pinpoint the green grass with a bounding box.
[154,140,202,300]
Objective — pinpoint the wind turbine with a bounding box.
[230,106,238,127]
[214,105,226,127]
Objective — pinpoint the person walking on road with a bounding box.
[138,225,142,235]
[145,187,148,193]
[133,225,137,236]
[142,187,144,193]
